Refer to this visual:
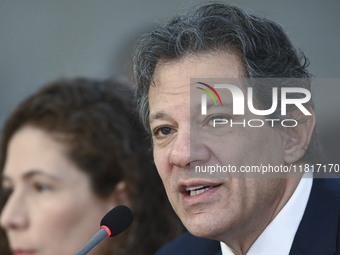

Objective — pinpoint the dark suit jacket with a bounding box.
[155,178,340,255]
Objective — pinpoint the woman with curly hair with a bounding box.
[0,78,184,255]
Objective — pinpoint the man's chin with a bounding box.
[182,214,227,240]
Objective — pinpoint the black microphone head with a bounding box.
[100,205,133,237]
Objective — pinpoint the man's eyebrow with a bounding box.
[149,103,235,124]
[149,111,167,125]
[195,101,234,111]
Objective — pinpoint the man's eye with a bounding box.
[153,127,173,138]
[206,116,229,127]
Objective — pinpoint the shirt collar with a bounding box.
[221,172,313,255]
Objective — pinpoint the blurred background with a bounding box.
[1,0,339,163]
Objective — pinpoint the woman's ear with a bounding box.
[107,181,131,210]
[283,106,315,164]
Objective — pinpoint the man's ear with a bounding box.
[283,106,315,164]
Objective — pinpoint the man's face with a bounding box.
[148,53,288,242]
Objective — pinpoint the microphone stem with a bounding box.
[75,228,108,255]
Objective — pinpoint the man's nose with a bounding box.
[169,127,210,169]
[0,190,29,230]
[169,129,191,168]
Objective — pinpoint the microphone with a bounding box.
[75,205,133,255]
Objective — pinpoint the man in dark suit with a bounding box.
[132,3,340,254]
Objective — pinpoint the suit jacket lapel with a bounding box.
[290,178,340,255]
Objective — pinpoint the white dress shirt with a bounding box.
[221,173,313,255]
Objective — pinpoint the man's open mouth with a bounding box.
[185,185,221,196]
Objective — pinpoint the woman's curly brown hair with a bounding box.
[0,78,184,255]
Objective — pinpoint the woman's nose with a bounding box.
[0,190,29,231]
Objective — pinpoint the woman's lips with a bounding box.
[13,250,36,255]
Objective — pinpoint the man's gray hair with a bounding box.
[133,2,323,163]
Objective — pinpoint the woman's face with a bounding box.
[1,125,117,255]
